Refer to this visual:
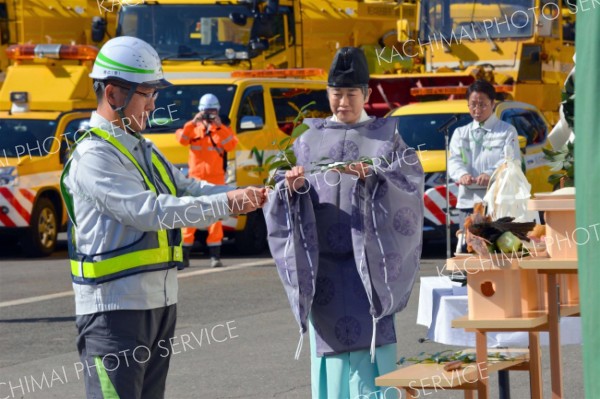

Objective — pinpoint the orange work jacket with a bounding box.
[175,121,238,184]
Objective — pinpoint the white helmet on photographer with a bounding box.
[198,93,220,112]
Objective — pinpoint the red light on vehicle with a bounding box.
[6,44,98,61]
[57,45,98,61]
[410,86,468,96]
[231,68,325,78]
[411,84,513,96]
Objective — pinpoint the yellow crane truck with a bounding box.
[368,0,576,123]
[104,0,411,73]
[103,0,575,122]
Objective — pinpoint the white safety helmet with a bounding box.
[89,36,171,88]
[198,93,220,112]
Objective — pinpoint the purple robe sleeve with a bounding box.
[351,132,425,320]
[264,174,319,339]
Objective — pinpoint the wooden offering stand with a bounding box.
[376,190,579,398]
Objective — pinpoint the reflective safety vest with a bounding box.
[60,127,183,285]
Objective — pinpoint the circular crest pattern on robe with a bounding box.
[378,252,404,282]
[264,114,424,356]
[315,276,336,306]
[335,315,362,345]
[393,207,419,236]
[326,222,353,253]
[328,140,360,162]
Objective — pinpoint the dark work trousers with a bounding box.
[75,305,177,399]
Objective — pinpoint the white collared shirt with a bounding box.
[448,113,520,209]
[330,109,370,123]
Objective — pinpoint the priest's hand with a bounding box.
[285,166,306,195]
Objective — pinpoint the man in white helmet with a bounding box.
[176,93,238,268]
[60,36,266,399]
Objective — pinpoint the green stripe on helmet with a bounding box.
[94,59,148,74]
[97,51,155,74]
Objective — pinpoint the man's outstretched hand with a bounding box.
[226,187,267,215]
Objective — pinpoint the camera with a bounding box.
[201,113,217,121]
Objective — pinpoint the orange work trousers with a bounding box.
[183,221,223,247]
[182,173,225,247]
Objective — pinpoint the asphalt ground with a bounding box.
[0,238,584,399]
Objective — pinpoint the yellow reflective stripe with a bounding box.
[69,128,182,281]
[94,356,120,399]
[151,155,176,195]
[89,129,170,243]
[71,245,183,279]
[89,128,157,193]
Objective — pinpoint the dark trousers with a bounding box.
[75,305,177,399]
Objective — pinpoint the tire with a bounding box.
[21,197,57,257]
[234,210,268,255]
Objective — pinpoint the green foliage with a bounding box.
[253,101,316,186]
[543,141,575,189]
[397,350,515,365]
[309,155,390,174]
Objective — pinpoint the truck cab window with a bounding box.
[501,108,547,146]
[270,88,330,135]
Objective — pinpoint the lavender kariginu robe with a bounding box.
[265,116,424,358]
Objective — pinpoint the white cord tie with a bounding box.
[370,316,379,363]
[294,329,304,360]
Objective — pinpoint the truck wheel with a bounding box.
[21,197,57,257]
[234,211,268,255]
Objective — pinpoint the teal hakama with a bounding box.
[309,318,399,399]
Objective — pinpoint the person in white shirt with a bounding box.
[448,80,520,250]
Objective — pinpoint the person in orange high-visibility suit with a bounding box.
[176,93,238,268]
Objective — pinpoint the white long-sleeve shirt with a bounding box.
[63,112,234,315]
[448,114,520,209]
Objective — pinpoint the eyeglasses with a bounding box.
[111,83,159,101]
[468,101,491,110]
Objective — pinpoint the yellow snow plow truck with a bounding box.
[0,44,97,256]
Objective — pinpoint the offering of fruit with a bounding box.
[466,213,537,255]
[496,231,522,253]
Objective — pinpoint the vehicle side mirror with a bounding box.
[91,17,107,43]
[240,115,264,131]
